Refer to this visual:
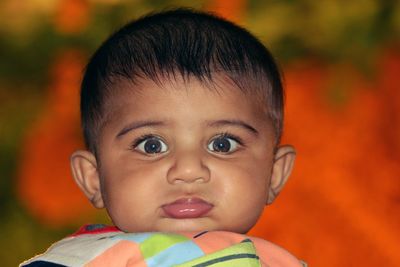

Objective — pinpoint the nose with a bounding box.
[166,150,211,184]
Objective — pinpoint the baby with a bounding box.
[22,8,304,267]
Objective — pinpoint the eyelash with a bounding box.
[214,132,244,146]
[131,134,160,149]
[129,132,245,151]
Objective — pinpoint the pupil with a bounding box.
[213,137,230,152]
[144,139,161,153]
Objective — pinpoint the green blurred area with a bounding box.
[0,0,399,266]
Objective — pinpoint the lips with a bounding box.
[162,198,213,219]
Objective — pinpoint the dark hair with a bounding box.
[81,8,284,153]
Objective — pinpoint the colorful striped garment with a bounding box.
[21,224,305,267]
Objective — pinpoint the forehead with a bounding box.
[102,75,270,125]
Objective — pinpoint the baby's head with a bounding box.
[70,9,295,234]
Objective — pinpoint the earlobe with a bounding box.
[70,150,104,209]
[267,145,296,204]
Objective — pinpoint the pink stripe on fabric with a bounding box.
[191,231,246,254]
[70,225,121,237]
[250,236,303,267]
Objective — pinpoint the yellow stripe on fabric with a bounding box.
[176,239,261,267]
[140,233,189,259]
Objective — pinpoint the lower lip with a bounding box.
[162,198,213,219]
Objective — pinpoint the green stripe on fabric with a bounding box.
[176,238,261,267]
[140,233,189,259]
[192,253,260,267]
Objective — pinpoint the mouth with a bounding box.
[161,197,214,219]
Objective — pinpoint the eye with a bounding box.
[134,136,168,154]
[207,134,241,153]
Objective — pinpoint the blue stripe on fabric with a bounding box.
[146,240,205,267]
[111,232,153,243]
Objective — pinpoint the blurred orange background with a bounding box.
[0,0,399,266]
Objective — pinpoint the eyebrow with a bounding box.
[207,120,259,136]
[116,120,166,138]
[116,119,259,138]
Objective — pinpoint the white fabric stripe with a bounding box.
[20,232,121,267]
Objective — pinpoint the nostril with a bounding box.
[171,176,206,184]
[194,176,206,183]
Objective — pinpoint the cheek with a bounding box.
[211,158,271,201]
[102,157,166,188]
[210,161,269,233]
[100,168,163,232]
[99,160,167,213]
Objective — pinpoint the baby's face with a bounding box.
[72,77,295,233]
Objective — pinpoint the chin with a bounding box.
[157,218,218,233]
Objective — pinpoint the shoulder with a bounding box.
[249,235,305,267]
[21,227,305,267]
[20,224,123,267]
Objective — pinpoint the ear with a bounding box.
[70,150,104,208]
[267,145,296,204]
